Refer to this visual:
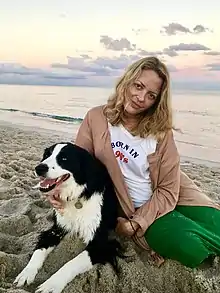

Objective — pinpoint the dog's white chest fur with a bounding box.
[56,192,103,244]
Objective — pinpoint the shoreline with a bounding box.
[0,113,219,169]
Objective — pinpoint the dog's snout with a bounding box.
[35,163,49,176]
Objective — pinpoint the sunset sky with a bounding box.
[1,0,219,89]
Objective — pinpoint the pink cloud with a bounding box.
[171,66,220,82]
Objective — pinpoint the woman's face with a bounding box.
[124,69,163,116]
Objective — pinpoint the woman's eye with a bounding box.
[135,83,142,90]
[149,94,156,100]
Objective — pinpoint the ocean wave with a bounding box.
[0,107,83,124]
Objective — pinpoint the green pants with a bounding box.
[145,206,220,268]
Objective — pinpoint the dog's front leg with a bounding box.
[14,223,67,288]
[35,250,93,293]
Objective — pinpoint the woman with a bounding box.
[48,56,220,269]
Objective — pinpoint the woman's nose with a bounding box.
[137,93,145,102]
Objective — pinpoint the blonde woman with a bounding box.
[48,56,220,268]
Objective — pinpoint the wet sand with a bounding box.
[0,124,220,293]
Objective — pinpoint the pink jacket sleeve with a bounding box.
[130,131,181,236]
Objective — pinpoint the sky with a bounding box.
[0,0,220,89]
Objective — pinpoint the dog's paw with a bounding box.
[35,277,65,293]
[14,266,38,287]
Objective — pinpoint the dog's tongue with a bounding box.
[40,178,56,188]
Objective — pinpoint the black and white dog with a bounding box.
[14,142,123,293]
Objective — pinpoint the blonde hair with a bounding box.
[103,56,175,140]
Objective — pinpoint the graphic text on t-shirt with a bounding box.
[111,140,140,164]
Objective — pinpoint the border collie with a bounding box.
[14,142,123,293]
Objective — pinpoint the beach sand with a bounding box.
[1,124,220,293]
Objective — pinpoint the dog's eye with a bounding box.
[61,157,67,161]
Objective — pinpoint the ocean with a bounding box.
[0,84,220,165]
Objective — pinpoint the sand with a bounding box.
[0,124,220,293]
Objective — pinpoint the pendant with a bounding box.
[74,200,83,209]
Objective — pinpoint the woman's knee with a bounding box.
[172,233,208,267]
[146,230,209,268]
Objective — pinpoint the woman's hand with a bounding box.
[116,217,139,237]
[46,190,64,212]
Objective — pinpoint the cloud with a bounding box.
[132,28,148,35]
[162,48,178,57]
[205,63,220,71]
[138,48,178,58]
[0,62,87,87]
[99,36,210,58]
[52,56,119,76]
[0,55,132,87]
[0,63,49,76]
[166,43,210,51]
[51,54,147,79]
[0,55,219,90]
[100,35,136,51]
[161,23,191,36]
[80,54,92,59]
[52,54,178,75]
[139,43,210,58]
[99,34,212,60]
[161,23,212,35]
[204,51,220,56]
[166,65,178,72]
[193,25,211,34]
[91,55,139,70]
[138,50,163,56]
[0,55,177,87]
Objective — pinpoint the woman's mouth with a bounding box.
[131,101,141,109]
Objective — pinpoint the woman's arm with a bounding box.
[130,130,181,236]
[75,110,94,154]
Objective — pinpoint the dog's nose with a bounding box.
[35,163,49,176]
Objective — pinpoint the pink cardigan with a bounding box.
[75,106,220,254]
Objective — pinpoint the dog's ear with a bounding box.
[41,146,52,161]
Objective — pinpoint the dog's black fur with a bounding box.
[37,143,123,268]
[14,143,124,293]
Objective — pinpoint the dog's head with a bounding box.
[34,142,86,194]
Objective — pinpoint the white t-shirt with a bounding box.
[108,123,157,208]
